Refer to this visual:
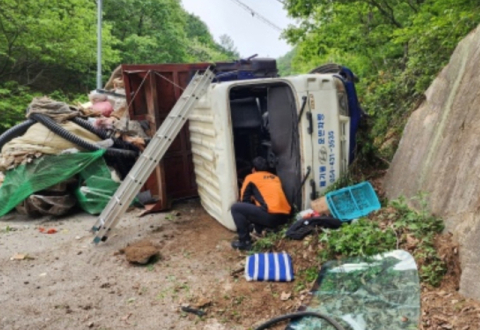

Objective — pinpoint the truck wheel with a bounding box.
[309,63,343,74]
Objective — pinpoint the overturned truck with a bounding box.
[123,61,363,230]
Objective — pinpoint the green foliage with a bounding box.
[321,172,357,195]
[0,0,118,83]
[185,13,215,46]
[252,226,289,252]
[319,219,397,260]
[217,34,240,60]
[390,194,445,240]
[294,266,318,292]
[183,14,237,61]
[318,194,446,287]
[0,82,89,134]
[277,48,299,76]
[103,1,238,64]
[104,0,188,64]
[0,0,118,126]
[47,90,87,104]
[0,0,239,130]
[0,82,38,133]
[187,39,234,63]
[283,0,480,160]
[390,195,446,286]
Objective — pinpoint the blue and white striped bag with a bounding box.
[245,252,294,282]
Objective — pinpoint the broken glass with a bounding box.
[287,250,420,330]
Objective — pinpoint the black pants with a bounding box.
[231,202,289,242]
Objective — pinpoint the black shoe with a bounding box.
[231,240,252,251]
[255,225,266,235]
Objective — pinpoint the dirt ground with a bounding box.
[1,199,480,330]
[0,200,297,330]
[419,233,480,330]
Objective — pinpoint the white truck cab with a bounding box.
[189,74,351,230]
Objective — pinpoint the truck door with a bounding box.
[267,85,302,210]
[302,76,350,203]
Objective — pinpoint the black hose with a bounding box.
[254,311,345,330]
[0,119,36,151]
[71,116,110,139]
[71,117,140,152]
[29,113,138,158]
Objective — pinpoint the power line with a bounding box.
[228,0,283,32]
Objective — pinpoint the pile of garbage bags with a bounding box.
[0,67,147,217]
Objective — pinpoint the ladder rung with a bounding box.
[91,67,215,243]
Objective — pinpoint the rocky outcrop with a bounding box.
[384,25,480,299]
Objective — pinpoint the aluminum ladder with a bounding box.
[91,68,215,243]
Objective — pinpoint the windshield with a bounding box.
[288,250,421,330]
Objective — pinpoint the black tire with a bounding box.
[309,63,359,82]
[309,63,343,74]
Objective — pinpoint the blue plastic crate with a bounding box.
[326,181,380,221]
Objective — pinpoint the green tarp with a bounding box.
[74,156,121,215]
[0,150,105,217]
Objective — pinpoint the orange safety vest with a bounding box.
[240,171,291,215]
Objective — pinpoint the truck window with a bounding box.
[229,82,302,210]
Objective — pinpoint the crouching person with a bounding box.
[230,156,291,251]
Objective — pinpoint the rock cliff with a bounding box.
[384,25,480,299]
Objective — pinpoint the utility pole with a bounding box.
[97,0,103,89]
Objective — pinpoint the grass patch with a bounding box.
[250,194,446,288]
[319,194,446,287]
[294,266,318,292]
[252,226,288,252]
[321,172,358,195]
[390,195,446,286]
[319,218,397,260]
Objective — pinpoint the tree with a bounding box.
[277,48,298,76]
[103,0,189,64]
[0,0,118,86]
[282,0,480,159]
[0,0,243,132]
[0,0,119,132]
[218,34,240,59]
[103,0,239,64]
[185,13,216,46]
[183,13,235,61]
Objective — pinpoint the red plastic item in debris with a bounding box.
[38,227,57,234]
